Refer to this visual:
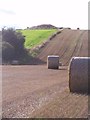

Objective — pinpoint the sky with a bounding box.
[0,0,89,30]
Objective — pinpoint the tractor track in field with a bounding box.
[63,30,85,65]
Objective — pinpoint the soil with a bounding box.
[37,29,88,65]
[2,65,88,118]
[2,29,88,118]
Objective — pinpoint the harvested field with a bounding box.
[37,29,88,65]
[2,29,88,118]
[2,65,88,118]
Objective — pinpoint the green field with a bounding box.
[19,29,57,49]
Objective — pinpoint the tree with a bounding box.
[2,28,25,62]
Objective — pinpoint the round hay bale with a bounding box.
[69,57,89,94]
[47,55,59,69]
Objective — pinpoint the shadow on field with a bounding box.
[21,56,46,65]
[2,55,46,65]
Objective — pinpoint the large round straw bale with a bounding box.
[47,55,59,69]
[69,57,89,94]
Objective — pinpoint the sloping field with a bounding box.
[37,29,88,65]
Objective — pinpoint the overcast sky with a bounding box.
[0,0,89,30]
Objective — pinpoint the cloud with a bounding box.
[0,9,16,15]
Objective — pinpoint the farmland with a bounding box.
[37,29,88,65]
[19,29,57,49]
[2,65,88,118]
[2,29,88,118]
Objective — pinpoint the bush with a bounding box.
[2,28,25,62]
[2,28,25,48]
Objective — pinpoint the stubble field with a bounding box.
[2,29,88,118]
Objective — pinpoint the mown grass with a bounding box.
[19,29,57,49]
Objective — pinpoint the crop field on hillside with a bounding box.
[37,29,88,65]
[2,29,89,118]
[18,29,57,48]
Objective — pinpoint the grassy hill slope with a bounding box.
[19,29,57,49]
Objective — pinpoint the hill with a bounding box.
[37,29,88,65]
[29,24,58,30]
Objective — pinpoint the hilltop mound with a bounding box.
[29,24,58,30]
